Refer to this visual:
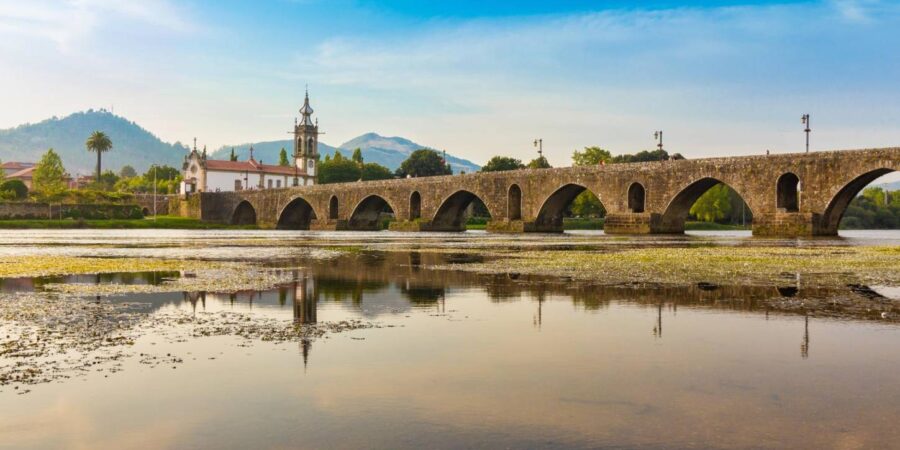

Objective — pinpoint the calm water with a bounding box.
[1,230,899,449]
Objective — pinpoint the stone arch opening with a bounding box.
[431,190,492,231]
[277,197,317,230]
[660,178,752,233]
[231,201,257,226]
[507,184,522,220]
[535,184,604,232]
[409,191,421,220]
[329,195,339,220]
[777,173,800,212]
[349,195,395,230]
[821,168,895,235]
[628,183,645,213]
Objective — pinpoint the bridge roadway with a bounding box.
[180,147,898,237]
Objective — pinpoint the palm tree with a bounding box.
[85,131,113,181]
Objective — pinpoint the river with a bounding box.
[0,230,898,449]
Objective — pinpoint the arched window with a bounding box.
[628,182,645,213]
[409,191,421,220]
[329,196,339,219]
[508,184,522,220]
[776,173,800,212]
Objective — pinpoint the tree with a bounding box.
[527,156,552,169]
[85,131,112,181]
[690,183,733,222]
[570,190,605,217]
[119,165,137,178]
[229,148,238,161]
[360,162,393,181]
[96,170,120,191]
[396,149,451,178]
[0,180,28,199]
[481,156,525,172]
[572,146,612,166]
[351,148,364,165]
[318,157,361,184]
[612,149,670,163]
[32,148,68,194]
[279,148,290,166]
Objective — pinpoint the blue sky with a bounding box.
[0,0,898,169]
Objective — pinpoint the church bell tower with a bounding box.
[293,89,319,184]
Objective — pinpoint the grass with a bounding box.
[0,216,256,230]
[0,256,225,278]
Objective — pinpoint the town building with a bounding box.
[181,91,320,193]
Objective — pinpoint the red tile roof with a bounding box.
[7,167,34,179]
[1,162,35,170]
[205,158,302,176]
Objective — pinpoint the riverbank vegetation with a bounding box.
[0,216,255,229]
[0,256,220,278]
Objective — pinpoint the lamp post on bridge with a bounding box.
[533,138,543,159]
[801,114,811,153]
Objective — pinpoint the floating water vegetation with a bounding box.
[0,256,226,278]
[432,246,900,287]
[43,268,299,296]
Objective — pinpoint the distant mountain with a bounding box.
[0,110,188,175]
[211,132,480,174]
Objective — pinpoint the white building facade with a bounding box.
[181,92,320,193]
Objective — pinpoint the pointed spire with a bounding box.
[299,87,314,126]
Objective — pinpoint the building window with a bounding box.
[276,180,282,188]
[267,179,273,189]
[235,180,242,191]
[293,178,299,186]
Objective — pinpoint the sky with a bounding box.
[0,0,899,168]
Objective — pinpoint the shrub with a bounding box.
[0,180,28,199]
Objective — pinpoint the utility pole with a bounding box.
[152,165,157,221]
[801,114,811,153]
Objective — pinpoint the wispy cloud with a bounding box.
[0,0,195,49]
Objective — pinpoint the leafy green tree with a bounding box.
[119,165,137,178]
[143,165,180,181]
[396,149,452,178]
[481,156,525,172]
[0,180,28,199]
[229,148,238,161]
[572,147,612,166]
[612,149,671,163]
[85,131,113,180]
[95,170,120,191]
[360,162,393,181]
[527,156,552,169]
[32,148,68,195]
[690,183,733,222]
[279,148,290,166]
[319,157,361,184]
[351,148,364,165]
[569,190,605,217]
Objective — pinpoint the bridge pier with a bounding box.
[309,219,348,231]
[485,220,527,233]
[752,213,828,237]
[603,213,669,234]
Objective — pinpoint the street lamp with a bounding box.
[653,130,664,152]
[801,114,811,153]
[533,139,543,158]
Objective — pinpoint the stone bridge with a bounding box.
[189,147,898,237]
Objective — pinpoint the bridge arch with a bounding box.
[231,200,257,226]
[535,183,603,232]
[628,182,645,213]
[776,172,800,212]
[508,184,522,220]
[349,195,396,230]
[660,177,752,233]
[277,197,317,230]
[328,195,339,220]
[409,191,422,220]
[820,167,896,235]
[431,190,492,231]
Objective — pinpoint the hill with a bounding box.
[0,110,187,175]
[211,132,480,173]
